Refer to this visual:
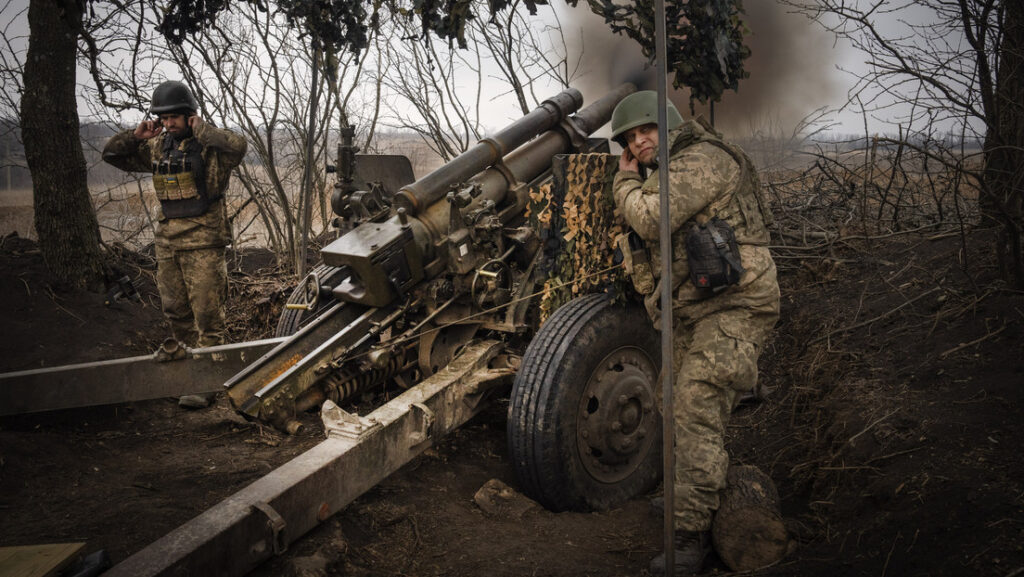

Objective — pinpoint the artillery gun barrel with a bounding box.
[393,88,584,216]
[413,82,638,243]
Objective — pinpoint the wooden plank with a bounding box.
[0,542,85,577]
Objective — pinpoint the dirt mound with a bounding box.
[1,229,1022,576]
[0,234,165,372]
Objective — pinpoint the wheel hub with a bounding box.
[577,347,658,483]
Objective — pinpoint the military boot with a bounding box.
[649,530,711,576]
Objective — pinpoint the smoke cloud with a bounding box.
[560,1,841,138]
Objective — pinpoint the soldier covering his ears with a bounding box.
[103,81,248,408]
[610,91,781,575]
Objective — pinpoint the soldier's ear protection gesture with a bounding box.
[134,119,163,140]
[619,145,639,173]
[188,114,204,131]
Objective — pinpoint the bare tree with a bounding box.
[0,1,25,122]
[378,13,482,163]
[163,7,378,269]
[473,0,581,114]
[21,0,106,289]
[51,1,382,272]
[377,0,577,162]
[785,0,1024,288]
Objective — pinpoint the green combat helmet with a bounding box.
[610,90,683,145]
[150,81,199,115]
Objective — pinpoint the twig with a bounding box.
[52,299,86,324]
[847,408,899,446]
[818,465,881,471]
[939,325,1007,359]
[810,288,941,345]
[866,446,927,464]
[881,531,901,577]
[927,230,962,241]
[199,428,249,442]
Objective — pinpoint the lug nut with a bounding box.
[610,421,622,432]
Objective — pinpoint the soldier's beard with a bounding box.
[166,126,194,143]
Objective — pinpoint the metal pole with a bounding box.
[0,338,286,415]
[298,41,321,278]
[653,0,675,572]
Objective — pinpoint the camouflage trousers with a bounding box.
[155,245,227,347]
[670,293,779,532]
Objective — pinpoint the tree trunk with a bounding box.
[21,0,105,290]
[710,464,789,571]
[982,1,1024,289]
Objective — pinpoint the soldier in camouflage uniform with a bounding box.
[610,91,780,575]
[103,81,247,408]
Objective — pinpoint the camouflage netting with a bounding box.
[526,153,631,322]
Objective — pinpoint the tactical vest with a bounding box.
[151,136,218,219]
[669,119,774,245]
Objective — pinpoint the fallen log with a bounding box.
[711,464,789,571]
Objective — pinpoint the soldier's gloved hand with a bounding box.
[134,120,163,140]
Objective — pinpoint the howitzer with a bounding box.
[219,82,662,512]
[3,84,665,576]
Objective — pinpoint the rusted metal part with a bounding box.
[0,338,285,416]
[103,339,509,577]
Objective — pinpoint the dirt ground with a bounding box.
[1,225,1022,577]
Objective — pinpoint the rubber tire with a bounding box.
[508,293,663,512]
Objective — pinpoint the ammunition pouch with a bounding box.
[685,217,744,296]
[152,137,216,219]
[153,165,201,201]
[614,232,655,295]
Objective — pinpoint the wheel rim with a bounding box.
[576,346,659,483]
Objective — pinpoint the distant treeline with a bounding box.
[0,119,126,191]
[810,132,985,152]
[0,119,30,191]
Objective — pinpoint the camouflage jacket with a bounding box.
[612,118,779,326]
[102,122,247,250]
